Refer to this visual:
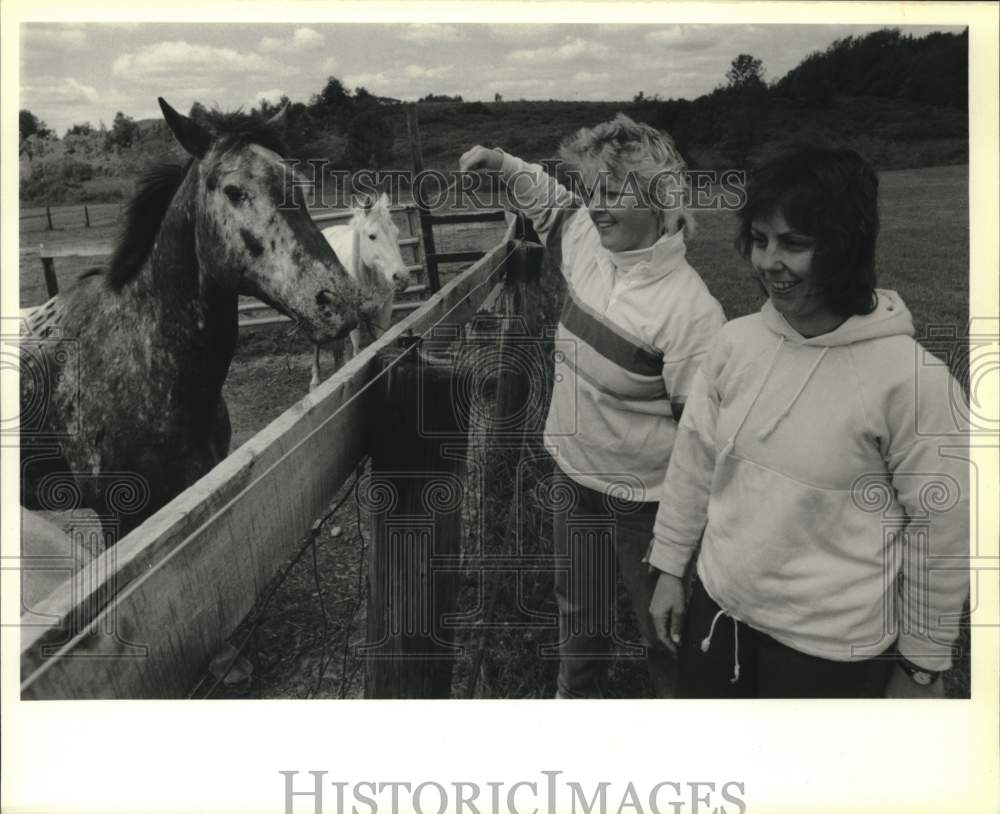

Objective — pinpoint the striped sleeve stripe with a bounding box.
[561,348,671,406]
[561,288,664,377]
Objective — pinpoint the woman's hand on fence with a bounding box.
[459,146,504,174]
[649,571,686,654]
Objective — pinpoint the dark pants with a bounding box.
[677,578,893,698]
[551,473,675,698]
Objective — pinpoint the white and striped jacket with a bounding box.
[500,152,726,502]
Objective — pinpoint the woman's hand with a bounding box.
[459,145,504,174]
[649,571,686,654]
[884,663,945,698]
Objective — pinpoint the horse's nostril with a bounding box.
[316,289,336,307]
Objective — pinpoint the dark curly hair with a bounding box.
[736,145,879,316]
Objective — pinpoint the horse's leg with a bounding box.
[376,298,393,342]
[210,396,232,459]
[309,345,322,391]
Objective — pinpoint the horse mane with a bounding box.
[105,109,288,290]
[107,160,191,290]
[349,192,391,229]
[198,108,289,158]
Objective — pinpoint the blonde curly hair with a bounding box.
[558,113,693,237]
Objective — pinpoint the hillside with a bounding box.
[403,94,967,171]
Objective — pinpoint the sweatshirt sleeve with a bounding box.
[660,289,726,408]
[498,150,581,276]
[878,351,969,672]
[647,333,726,577]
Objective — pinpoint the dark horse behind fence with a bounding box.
[20,98,366,541]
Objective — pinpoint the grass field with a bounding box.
[15,164,971,698]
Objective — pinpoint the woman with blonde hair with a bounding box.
[460,114,725,698]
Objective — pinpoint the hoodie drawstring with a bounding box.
[757,346,831,440]
[719,336,785,459]
[701,609,725,652]
[701,608,741,684]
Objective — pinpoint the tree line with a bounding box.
[629,28,967,169]
[18,27,967,204]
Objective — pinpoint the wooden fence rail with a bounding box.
[20,219,519,699]
[30,202,505,327]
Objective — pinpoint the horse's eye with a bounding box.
[223,185,244,204]
[369,234,377,241]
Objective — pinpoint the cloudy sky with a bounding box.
[20,22,962,136]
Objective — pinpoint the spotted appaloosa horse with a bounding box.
[309,191,412,389]
[20,98,366,540]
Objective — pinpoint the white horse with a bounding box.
[311,192,411,389]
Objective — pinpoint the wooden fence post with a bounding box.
[41,256,59,297]
[84,205,91,228]
[405,105,442,293]
[362,341,470,698]
[405,204,422,284]
[45,206,53,230]
[460,239,548,696]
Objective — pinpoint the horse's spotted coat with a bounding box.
[20,100,378,540]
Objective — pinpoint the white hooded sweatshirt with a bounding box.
[648,290,968,670]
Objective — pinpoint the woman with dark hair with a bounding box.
[647,145,968,698]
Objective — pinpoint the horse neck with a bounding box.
[141,169,239,390]
[351,219,379,288]
[351,226,362,278]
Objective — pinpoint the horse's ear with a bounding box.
[266,102,290,132]
[158,98,211,159]
[378,191,391,210]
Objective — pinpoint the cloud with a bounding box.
[258,36,284,52]
[23,77,101,105]
[253,88,287,106]
[573,71,610,83]
[397,24,465,44]
[21,78,133,134]
[22,25,87,50]
[292,27,324,49]
[343,72,392,91]
[489,24,558,42]
[167,88,230,103]
[112,41,298,81]
[644,25,720,51]
[259,27,325,52]
[507,37,612,65]
[403,64,454,80]
[321,56,338,73]
[485,78,549,92]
